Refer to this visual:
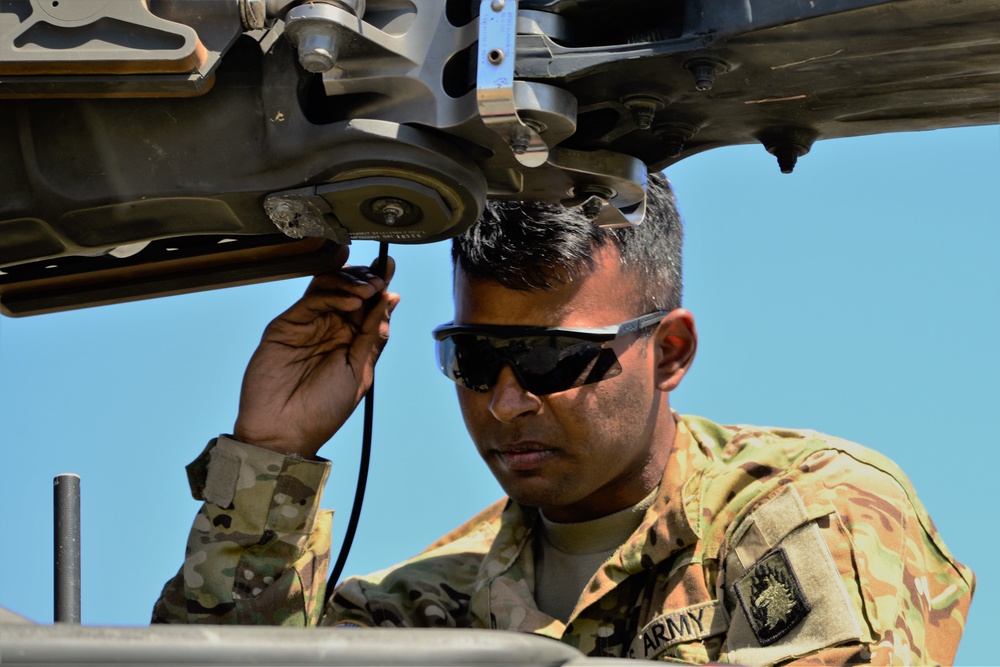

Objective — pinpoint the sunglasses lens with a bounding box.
[436,336,503,392]
[512,337,602,394]
[436,335,622,395]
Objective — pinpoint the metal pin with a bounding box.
[54,473,81,624]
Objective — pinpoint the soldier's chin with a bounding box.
[494,478,572,515]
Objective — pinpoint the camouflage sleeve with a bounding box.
[152,436,333,626]
[805,450,975,665]
[718,446,974,666]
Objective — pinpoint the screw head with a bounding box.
[661,136,685,158]
[240,0,266,30]
[371,198,411,226]
[581,199,602,220]
[510,126,532,155]
[491,0,506,11]
[381,204,404,226]
[627,102,657,130]
[623,96,664,132]
[693,64,716,91]
[574,186,614,221]
[654,124,697,159]
[773,147,800,174]
[300,49,335,73]
[760,128,816,175]
[297,31,340,72]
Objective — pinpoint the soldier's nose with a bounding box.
[488,365,541,422]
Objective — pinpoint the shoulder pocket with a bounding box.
[722,486,865,666]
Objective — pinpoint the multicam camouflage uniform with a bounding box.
[153,415,974,665]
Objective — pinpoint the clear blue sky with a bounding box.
[1,125,997,663]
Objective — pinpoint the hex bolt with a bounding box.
[581,198,603,220]
[776,148,797,174]
[759,128,817,174]
[381,203,404,226]
[297,30,341,73]
[575,186,614,220]
[772,146,804,174]
[661,134,686,158]
[371,198,410,226]
[692,63,717,92]
[653,123,697,159]
[684,58,727,93]
[510,126,531,155]
[634,108,655,130]
[623,97,663,131]
[629,102,656,130]
[284,2,365,74]
[240,0,266,30]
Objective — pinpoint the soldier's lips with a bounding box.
[493,443,556,471]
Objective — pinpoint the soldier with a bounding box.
[154,174,974,664]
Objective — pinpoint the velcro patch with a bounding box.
[202,443,241,508]
[734,548,810,646]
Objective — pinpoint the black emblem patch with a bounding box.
[733,547,810,646]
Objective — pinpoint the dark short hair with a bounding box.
[451,172,683,313]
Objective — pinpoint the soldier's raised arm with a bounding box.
[153,247,398,625]
[234,248,398,457]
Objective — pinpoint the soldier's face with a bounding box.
[453,246,686,522]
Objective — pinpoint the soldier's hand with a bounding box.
[232,247,399,457]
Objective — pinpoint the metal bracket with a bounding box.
[0,0,206,75]
[552,148,648,227]
[477,0,548,167]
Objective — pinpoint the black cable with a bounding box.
[324,241,389,607]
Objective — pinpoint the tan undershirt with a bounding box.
[534,488,658,623]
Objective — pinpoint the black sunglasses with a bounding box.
[432,312,670,396]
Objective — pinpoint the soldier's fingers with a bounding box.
[369,256,396,284]
[276,287,375,326]
[331,257,394,289]
[305,271,383,299]
[351,290,401,369]
[309,266,387,294]
[328,244,351,271]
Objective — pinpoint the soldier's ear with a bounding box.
[652,309,697,392]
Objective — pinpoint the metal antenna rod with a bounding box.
[53,473,81,623]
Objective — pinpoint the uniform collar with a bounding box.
[615,414,705,575]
